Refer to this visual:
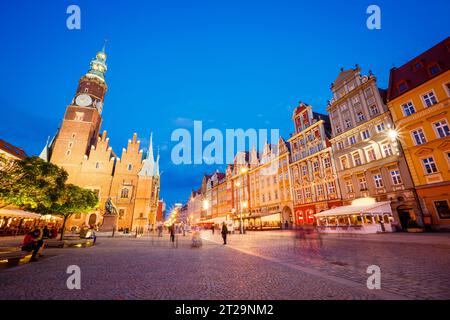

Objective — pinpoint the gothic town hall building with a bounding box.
[39,47,161,232]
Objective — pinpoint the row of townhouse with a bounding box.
[184,37,450,231]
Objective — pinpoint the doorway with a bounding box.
[397,207,412,231]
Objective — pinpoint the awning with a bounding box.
[261,213,281,222]
[314,198,392,218]
[0,208,42,219]
[203,216,229,224]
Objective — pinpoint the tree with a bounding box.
[0,156,67,210]
[0,156,98,240]
[32,184,98,240]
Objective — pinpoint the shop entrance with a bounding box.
[282,206,293,228]
[397,206,412,231]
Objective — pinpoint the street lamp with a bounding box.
[386,124,426,227]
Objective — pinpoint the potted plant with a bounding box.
[407,219,423,233]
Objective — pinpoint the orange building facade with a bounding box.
[288,103,342,225]
[387,37,450,229]
[40,48,161,232]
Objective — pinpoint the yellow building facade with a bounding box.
[387,37,450,229]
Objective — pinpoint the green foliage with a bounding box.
[33,184,98,219]
[0,156,67,209]
[0,156,98,218]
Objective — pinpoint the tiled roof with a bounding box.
[0,139,27,159]
[387,36,450,101]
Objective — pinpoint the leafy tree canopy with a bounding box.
[0,156,67,209]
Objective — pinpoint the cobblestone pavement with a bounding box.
[0,231,448,300]
[203,231,450,300]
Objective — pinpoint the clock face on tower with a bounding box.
[75,94,93,107]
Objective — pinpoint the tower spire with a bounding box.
[147,132,155,163]
[86,42,108,82]
[138,132,157,177]
[154,146,160,176]
[102,39,108,53]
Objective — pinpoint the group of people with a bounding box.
[21,225,58,261]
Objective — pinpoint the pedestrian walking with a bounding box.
[169,224,175,243]
[221,222,228,245]
[157,222,163,237]
[211,225,215,235]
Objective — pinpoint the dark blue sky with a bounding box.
[0,0,449,208]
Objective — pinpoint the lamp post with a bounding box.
[235,166,249,234]
[387,125,425,227]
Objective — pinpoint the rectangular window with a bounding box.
[358,176,368,191]
[340,157,348,170]
[295,190,302,202]
[365,87,373,97]
[402,102,416,116]
[376,123,385,133]
[422,157,438,174]
[349,136,357,145]
[422,91,438,107]
[411,129,427,145]
[313,161,319,172]
[434,200,450,219]
[317,185,324,196]
[366,148,377,161]
[346,180,354,193]
[305,187,311,198]
[370,105,380,115]
[390,170,403,185]
[337,141,344,150]
[324,157,331,168]
[335,126,342,134]
[327,181,336,194]
[353,152,362,166]
[301,166,308,176]
[373,174,383,188]
[361,130,370,140]
[357,112,365,122]
[345,119,352,128]
[445,82,450,97]
[383,144,393,157]
[434,120,450,138]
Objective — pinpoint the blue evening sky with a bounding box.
[0,0,449,208]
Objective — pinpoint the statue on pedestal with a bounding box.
[105,197,118,215]
[99,197,118,232]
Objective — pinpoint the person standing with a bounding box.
[169,224,175,243]
[221,222,228,245]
